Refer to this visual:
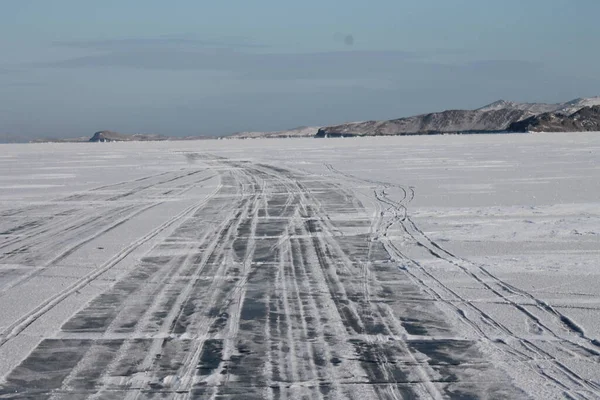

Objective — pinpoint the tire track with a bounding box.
[0,156,537,399]
[0,171,218,296]
[0,170,215,253]
[258,164,444,400]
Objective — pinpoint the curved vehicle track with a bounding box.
[325,163,600,400]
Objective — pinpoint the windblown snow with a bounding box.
[0,132,599,399]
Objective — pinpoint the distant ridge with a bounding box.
[29,136,89,144]
[227,126,319,139]
[476,100,562,113]
[317,97,600,137]
[478,97,600,115]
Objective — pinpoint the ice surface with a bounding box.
[0,132,598,399]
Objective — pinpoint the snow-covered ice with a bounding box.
[0,132,598,399]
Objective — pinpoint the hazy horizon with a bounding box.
[2,0,600,140]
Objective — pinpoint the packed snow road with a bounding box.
[0,133,599,399]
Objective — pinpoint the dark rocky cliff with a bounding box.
[508,106,600,133]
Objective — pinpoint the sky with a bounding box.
[1,0,600,140]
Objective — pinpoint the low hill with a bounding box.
[89,130,170,142]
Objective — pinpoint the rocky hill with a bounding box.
[316,97,600,137]
[89,130,170,142]
[508,106,600,132]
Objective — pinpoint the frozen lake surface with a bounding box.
[0,132,599,399]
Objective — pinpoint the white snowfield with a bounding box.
[0,132,599,399]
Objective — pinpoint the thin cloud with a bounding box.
[54,35,268,51]
[0,67,23,74]
[41,49,421,78]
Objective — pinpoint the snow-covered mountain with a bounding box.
[316,97,600,137]
[476,100,562,114]
[478,97,600,115]
[556,97,600,115]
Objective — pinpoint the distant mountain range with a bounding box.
[20,97,600,144]
[316,97,600,137]
[29,128,320,143]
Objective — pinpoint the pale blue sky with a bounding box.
[1,0,599,139]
